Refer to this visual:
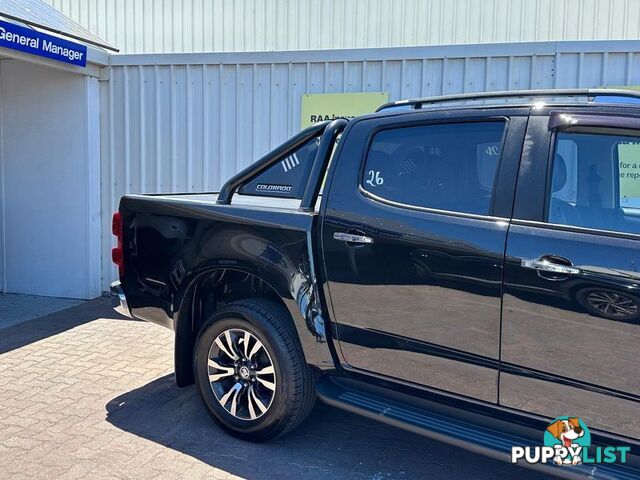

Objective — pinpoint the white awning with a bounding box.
[0,0,116,52]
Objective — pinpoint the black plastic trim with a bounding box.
[317,374,640,480]
[549,111,640,130]
[217,121,329,205]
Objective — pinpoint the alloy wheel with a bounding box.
[207,328,276,420]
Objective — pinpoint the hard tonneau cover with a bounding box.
[125,192,302,211]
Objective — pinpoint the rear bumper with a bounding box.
[110,281,132,318]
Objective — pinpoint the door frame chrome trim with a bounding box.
[512,218,640,241]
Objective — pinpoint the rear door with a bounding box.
[321,109,527,402]
[501,110,640,439]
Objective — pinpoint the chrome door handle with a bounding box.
[521,258,581,275]
[333,232,373,244]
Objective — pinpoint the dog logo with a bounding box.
[511,415,631,466]
[544,417,590,465]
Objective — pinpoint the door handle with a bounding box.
[333,232,373,244]
[521,258,581,275]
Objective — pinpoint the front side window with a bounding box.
[361,121,506,215]
[548,130,640,235]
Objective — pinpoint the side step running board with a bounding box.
[316,375,638,480]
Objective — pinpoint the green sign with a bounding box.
[603,85,640,91]
[300,92,388,129]
[618,142,640,207]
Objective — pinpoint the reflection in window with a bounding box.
[361,122,506,215]
[548,131,640,234]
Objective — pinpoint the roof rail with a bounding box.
[375,88,640,112]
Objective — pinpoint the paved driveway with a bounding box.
[0,297,546,479]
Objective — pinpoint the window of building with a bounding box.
[361,121,506,215]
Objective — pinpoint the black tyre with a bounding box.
[193,299,317,441]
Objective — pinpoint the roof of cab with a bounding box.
[374,88,640,114]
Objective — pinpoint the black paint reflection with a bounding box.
[501,224,640,438]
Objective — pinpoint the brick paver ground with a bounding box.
[0,294,82,329]
[0,298,546,479]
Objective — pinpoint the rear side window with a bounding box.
[238,137,320,198]
[548,130,640,234]
[361,121,506,215]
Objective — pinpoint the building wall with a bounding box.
[47,0,640,54]
[0,60,101,299]
[100,40,640,288]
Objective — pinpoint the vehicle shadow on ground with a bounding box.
[106,374,547,479]
[0,297,136,355]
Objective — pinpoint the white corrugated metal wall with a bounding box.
[48,0,640,54]
[100,40,640,288]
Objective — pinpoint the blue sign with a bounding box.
[0,20,87,67]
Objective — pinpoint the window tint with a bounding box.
[548,131,640,234]
[361,122,506,215]
[238,137,320,198]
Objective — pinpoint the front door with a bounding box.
[501,111,640,438]
[322,111,527,402]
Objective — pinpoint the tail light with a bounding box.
[112,211,124,276]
